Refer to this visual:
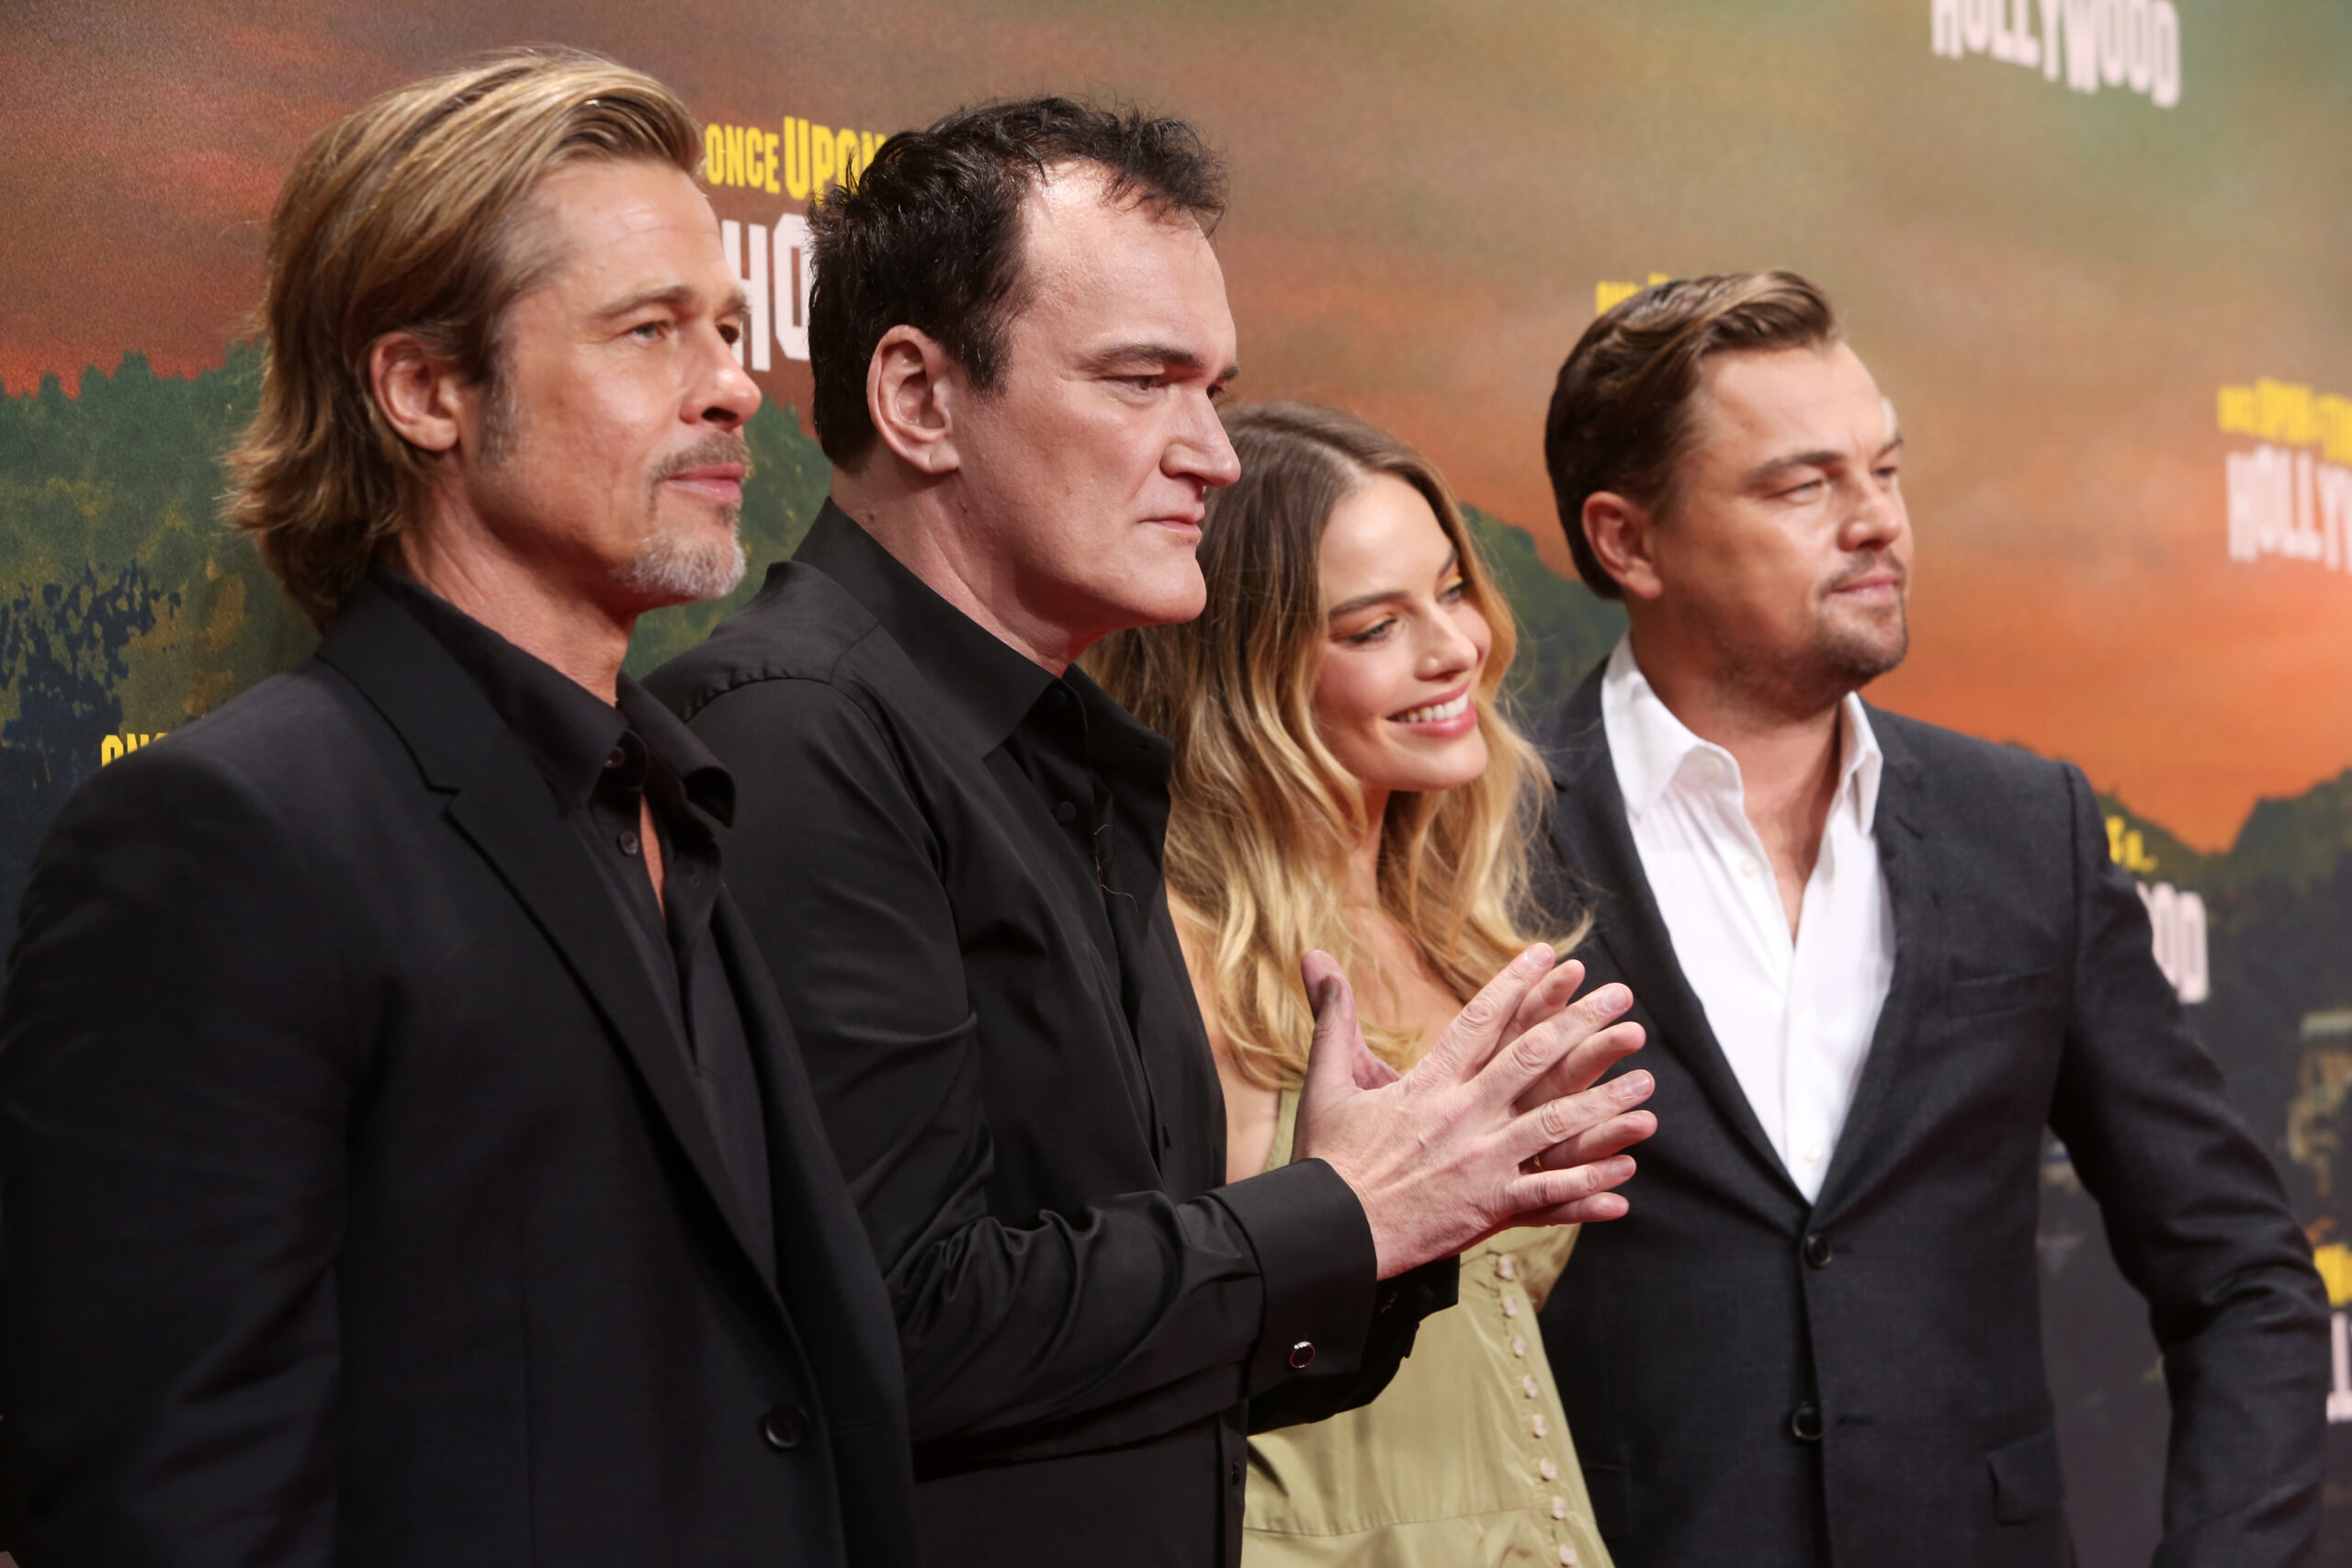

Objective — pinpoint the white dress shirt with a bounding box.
[1599,637,1895,1202]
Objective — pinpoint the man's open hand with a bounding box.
[1292,943,1657,1279]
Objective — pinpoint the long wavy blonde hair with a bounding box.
[1091,401,1585,1086]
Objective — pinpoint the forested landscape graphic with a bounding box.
[5,351,2349,1557]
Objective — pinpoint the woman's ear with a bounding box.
[866,325,964,477]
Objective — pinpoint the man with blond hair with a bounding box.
[0,51,916,1566]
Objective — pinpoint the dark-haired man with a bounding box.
[648,100,1657,1567]
[1532,270,2329,1566]
[1,52,915,1566]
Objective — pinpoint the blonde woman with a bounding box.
[1092,401,1621,1568]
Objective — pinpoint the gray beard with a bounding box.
[616,520,747,604]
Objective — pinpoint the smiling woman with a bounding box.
[1090,400,1610,1568]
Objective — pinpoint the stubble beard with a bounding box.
[1712,565,1910,721]
[616,434,753,604]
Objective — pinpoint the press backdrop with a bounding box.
[3,2,2348,1561]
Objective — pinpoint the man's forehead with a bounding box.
[1692,343,1892,454]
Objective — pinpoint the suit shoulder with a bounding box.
[1864,705,2080,823]
[643,559,884,722]
[66,660,380,814]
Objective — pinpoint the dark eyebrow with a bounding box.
[1082,342,1241,382]
[1326,548,1461,621]
[1741,434,1904,490]
[594,283,752,323]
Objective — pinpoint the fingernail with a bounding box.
[1614,1070,1653,1101]
[1593,984,1630,1014]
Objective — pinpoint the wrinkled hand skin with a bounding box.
[1293,945,1657,1280]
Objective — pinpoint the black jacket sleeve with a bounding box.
[2045,762,2331,1564]
[688,674,1423,1459]
[0,744,360,1567]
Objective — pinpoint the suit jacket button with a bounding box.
[1803,1232,1834,1269]
[1789,1402,1824,1442]
[1287,1340,1317,1370]
[760,1405,808,1451]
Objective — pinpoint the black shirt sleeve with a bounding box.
[689,672,1417,1457]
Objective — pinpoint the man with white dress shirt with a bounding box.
[1530,270,2328,1568]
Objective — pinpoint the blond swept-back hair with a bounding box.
[224,48,702,626]
[1091,401,1586,1086]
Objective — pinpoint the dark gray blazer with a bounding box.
[1533,662,2329,1568]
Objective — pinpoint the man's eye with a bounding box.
[629,320,670,342]
[1781,479,1826,500]
[718,321,743,346]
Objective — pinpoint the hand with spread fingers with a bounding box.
[1292,942,1657,1278]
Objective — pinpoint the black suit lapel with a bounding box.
[1810,715,1939,1222]
[316,582,782,1299]
[1540,668,1802,1202]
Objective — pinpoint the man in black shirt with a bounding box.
[0,52,915,1566]
[649,98,1658,1567]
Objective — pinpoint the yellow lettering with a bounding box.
[2315,1243,2352,1309]
[810,121,838,197]
[2257,378,2316,446]
[1595,280,1641,313]
[704,124,727,186]
[862,129,883,172]
[763,130,782,195]
[2218,384,2256,435]
[99,735,124,766]
[2105,814,2127,863]
[783,117,811,201]
[724,124,747,188]
[1647,271,1670,285]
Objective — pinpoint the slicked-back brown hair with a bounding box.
[223,48,702,626]
[1544,270,1840,598]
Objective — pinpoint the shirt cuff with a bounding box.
[1212,1156,1397,1394]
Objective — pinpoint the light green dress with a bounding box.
[1242,1091,1613,1568]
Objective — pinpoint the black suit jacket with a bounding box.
[1533,663,2329,1568]
[646,508,1451,1568]
[0,581,918,1568]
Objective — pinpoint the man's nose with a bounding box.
[696,329,763,430]
[1168,393,1242,490]
[1842,476,1905,551]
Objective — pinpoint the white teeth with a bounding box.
[1393,694,1471,725]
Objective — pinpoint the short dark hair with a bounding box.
[1543,271,1840,598]
[806,96,1227,467]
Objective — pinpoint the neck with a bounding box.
[830,468,1087,674]
[1625,619,1847,838]
[398,507,636,705]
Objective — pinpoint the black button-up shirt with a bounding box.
[382,572,774,1280]
[647,503,1452,1568]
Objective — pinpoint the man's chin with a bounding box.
[617,528,748,607]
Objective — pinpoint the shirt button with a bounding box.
[1054,800,1078,824]
[1228,1460,1244,1486]
[1803,1232,1834,1269]
[1551,1495,1569,1521]
[1495,1255,1517,1280]
[760,1405,808,1450]
[1287,1340,1317,1370]
[1790,1402,1824,1443]
[617,829,641,857]
[1511,1336,1527,1359]
[1739,858,1759,878]
[1501,1294,1519,1318]
[605,746,628,770]
[1532,1414,1548,1438]
[1522,1374,1540,1399]
[1560,1546,1578,1566]
[1802,1143,1824,1165]
[1539,1457,1558,1482]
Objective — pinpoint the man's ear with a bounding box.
[866,325,964,476]
[368,333,469,457]
[1582,491,1665,602]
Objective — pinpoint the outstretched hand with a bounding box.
[1292,944,1657,1279]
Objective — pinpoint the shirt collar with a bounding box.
[794,500,1055,750]
[375,570,735,825]
[1600,635,1883,834]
